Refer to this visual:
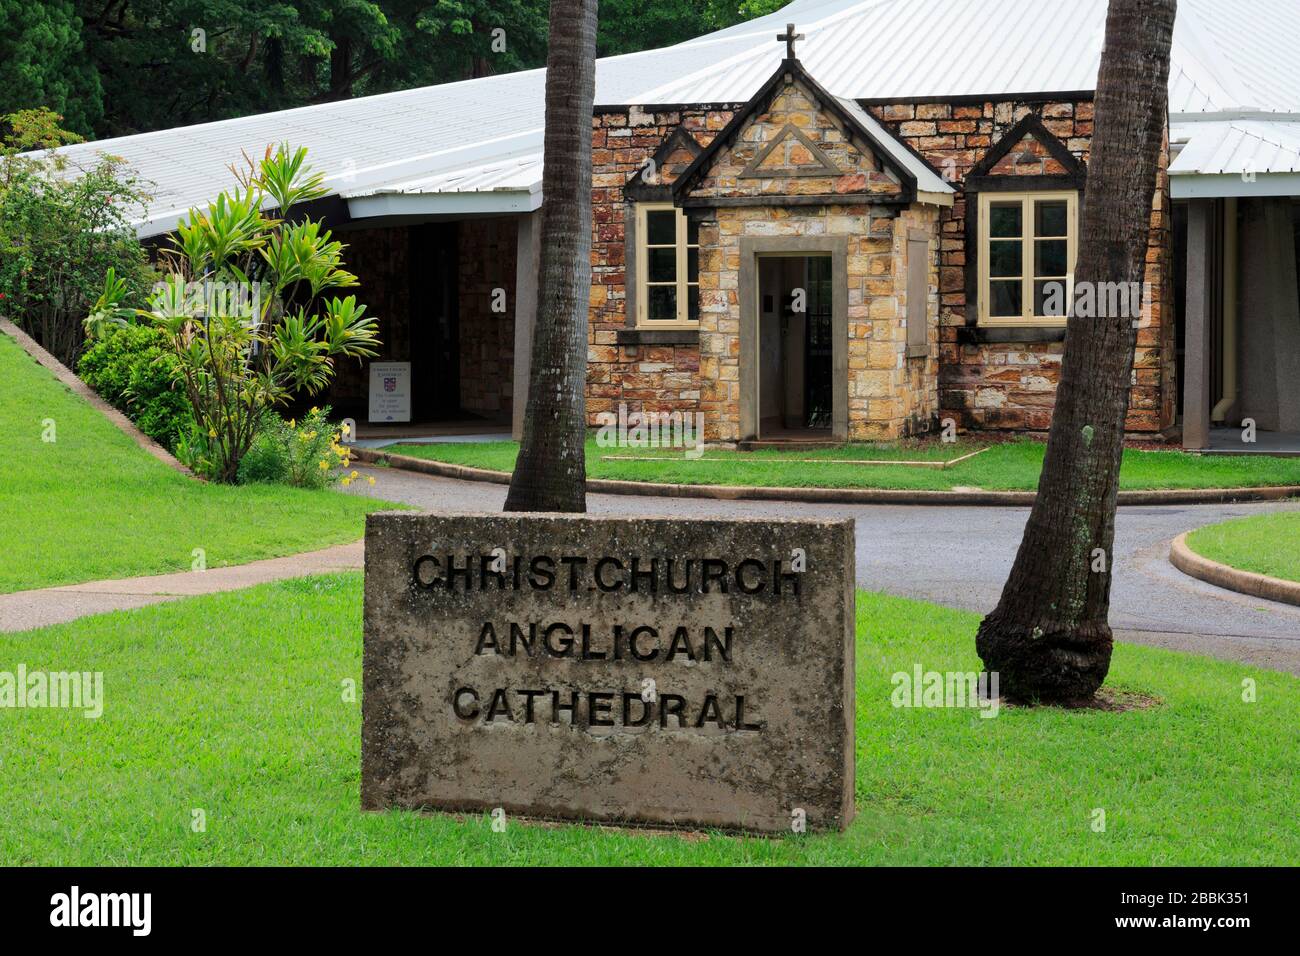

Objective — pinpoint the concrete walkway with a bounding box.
[344,465,1300,675]
[0,541,361,632]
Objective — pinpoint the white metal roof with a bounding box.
[52,0,1300,235]
[1169,115,1300,197]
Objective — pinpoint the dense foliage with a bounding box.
[77,323,191,450]
[0,109,155,367]
[0,1,784,139]
[90,144,380,483]
[238,406,361,488]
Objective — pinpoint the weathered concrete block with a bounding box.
[362,512,856,833]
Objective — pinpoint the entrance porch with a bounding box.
[311,209,540,442]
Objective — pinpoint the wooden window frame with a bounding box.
[977,190,1078,327]
[635,202,699,329]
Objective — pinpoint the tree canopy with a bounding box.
[0,1,785,141]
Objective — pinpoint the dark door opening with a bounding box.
[803,255,833,429]
[757,254,833,438]
[408,222,460,421]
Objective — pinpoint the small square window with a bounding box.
[646,210,677,245]
[988,203,1023,238]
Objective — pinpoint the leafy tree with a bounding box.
[90,145,380,482]
[975,0,1177,702]
[0,1,103,136]
[597,0,785,56]
[0,2,778,139]
[0,109,154,367]
[505,0,598,513]
[69,0,552,137]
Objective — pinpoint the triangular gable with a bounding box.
[741,123,842,177]
[624,127,704,200]
[672,59,919,206]
[969,113,1085,179]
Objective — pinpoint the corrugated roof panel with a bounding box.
[50,0,1300,234]
[1169,119,1300,176]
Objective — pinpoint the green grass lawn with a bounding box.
[2,573,1294,865]
[0,332,395,594]
[1186,511,1300,583]
[382,437,1300,493]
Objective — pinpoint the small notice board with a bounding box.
[368,362,412,423]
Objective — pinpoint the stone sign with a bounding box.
[361,512,856,833]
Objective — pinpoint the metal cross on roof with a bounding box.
[777,22,803,60]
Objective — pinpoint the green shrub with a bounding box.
[90,144,378,483]
[77,323,191,450]
[237,407,359,489]
[0,109,155,368]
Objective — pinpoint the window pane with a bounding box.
[687,284,699,322]
[687,246,699,281]
[988,202,1022,238]
[1035,279,1069,317]
[646,210,676,245]
[988,240,1023,278]
[989,280,1022,317]
[648,247,676,282]
[647,285,677,321]
[1034,238,1068,277]
[687,218,699,245]
[1035,200,1068,237]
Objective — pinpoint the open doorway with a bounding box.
[757,254,833,439]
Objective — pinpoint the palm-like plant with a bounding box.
[90,144,379,482]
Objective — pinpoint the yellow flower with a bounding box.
[288,418,296,429]
[341,423,351,436]
[350,471,359,479]
[309,406,319,415]
[341,477,352,486]
[207,428,216,438]
[367,476,375,486]
[318,460,329,470]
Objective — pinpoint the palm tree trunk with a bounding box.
[975,0,1176,702]
[504,0,598,513]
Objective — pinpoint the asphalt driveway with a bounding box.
[346,465,1300,674]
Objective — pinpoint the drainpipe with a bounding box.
[1212,197,1238,422]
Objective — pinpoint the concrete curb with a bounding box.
[1,318,192,477]
[352,447,1300,508]
[1169,532,1300,608]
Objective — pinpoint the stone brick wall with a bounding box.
[458,216,517,420]
[873,98,1175,435]
[588,106,736,426]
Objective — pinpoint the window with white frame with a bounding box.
[636,203,699,327]
[977,191,1078,325]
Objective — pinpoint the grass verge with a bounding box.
[1,331,395,593]
[382,438,1300,493]
[1186,511,1300,584]
[2,574,1294,865]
